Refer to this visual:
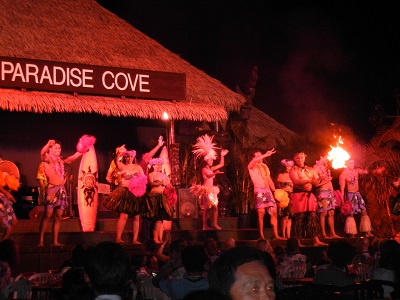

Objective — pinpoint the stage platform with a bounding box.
[4,214,360,276]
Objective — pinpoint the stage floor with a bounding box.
[3,216,364,276]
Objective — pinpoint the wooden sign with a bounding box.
[0,56,186,100]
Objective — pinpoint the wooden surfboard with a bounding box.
[77,145,98,232]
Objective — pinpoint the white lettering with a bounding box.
[115,72,128,90]
[53,66,65,85]
[39,66,52,84]
[139,74,150,92]
[1,61,14,81]
[69,68,82,87]
[127,73,139,91]
[26,64,39,83]
[102,71,114,89]
[82,69,94,88]
[12,63,25,82]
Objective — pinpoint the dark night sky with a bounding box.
[97,1,400,143]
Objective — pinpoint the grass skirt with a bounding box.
[141,192,172,220]
[102,186,142,216]
[291,212,321,239]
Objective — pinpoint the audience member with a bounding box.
[313,240,355,287]
[153,244,209,300]
[0,239,19,290]
[371,239,400,297]
[208,246,276,300]
[83,241,133,299]
[351,237,371,265]
[224,237,236,251]
[275,237,314,278]
[57,244,86,274]
[273,245,284,258]
[183,288,231,300]
[256,238,276,264]
[204,237,219,266]
[139,239,160,275]
[155,237,187,280]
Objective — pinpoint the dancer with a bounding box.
[313,156,341,238]
[146,157,176,243]
[106,137,164,243]
[248,149,282,240]
[339,159,373,237]
[138,136,165,176]
[191,134,228,230]
[0,173,19,240]
[38,135,95,246]
[275,159,294,239]
[289,151,326,246]
[36,162,48,205]
[105,144,127,188]
[102,149,147,244]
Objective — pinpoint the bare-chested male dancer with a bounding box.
[289,151,326,246]
[38,137,92,246]
[313,156,341,238]
[248,148,282,240]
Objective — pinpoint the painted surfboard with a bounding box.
[159,146,171,176]
[77,145,98,232]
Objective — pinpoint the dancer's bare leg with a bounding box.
[257,208,265,239]
[281,216,288,238]
[158,221,164,243]
[212,205,221,230]
[313,236,328,246]
[115,213,128,243]
[52,208,64,246]
[286,218,292,238]
[132,214,141,244]
[153,220,162,243]
[319,211,328,238]
[3,225,13,240]
[327,210,341,238]
[270,208,283,239]
[202,198,211,230]
[38,207,53,246]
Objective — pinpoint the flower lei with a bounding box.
[149,157,164,165]
[256,163,270,179]
[346,168,358,185]
[295,163,311,176]
[47,153,64,179]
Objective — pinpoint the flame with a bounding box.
[327,136,350,169]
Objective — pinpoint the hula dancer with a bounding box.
[38,135,95,246]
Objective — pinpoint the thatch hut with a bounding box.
[0,0,245,120]
[0,0,300,199]
[0,0,248,185]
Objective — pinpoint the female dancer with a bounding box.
[147,157,176,243]
[103,150,147,244]
[275,159,294,239]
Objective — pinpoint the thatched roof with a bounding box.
[246,107,300,149]
[0,0,245,122]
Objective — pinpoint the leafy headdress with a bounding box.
[192,134,217,161]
